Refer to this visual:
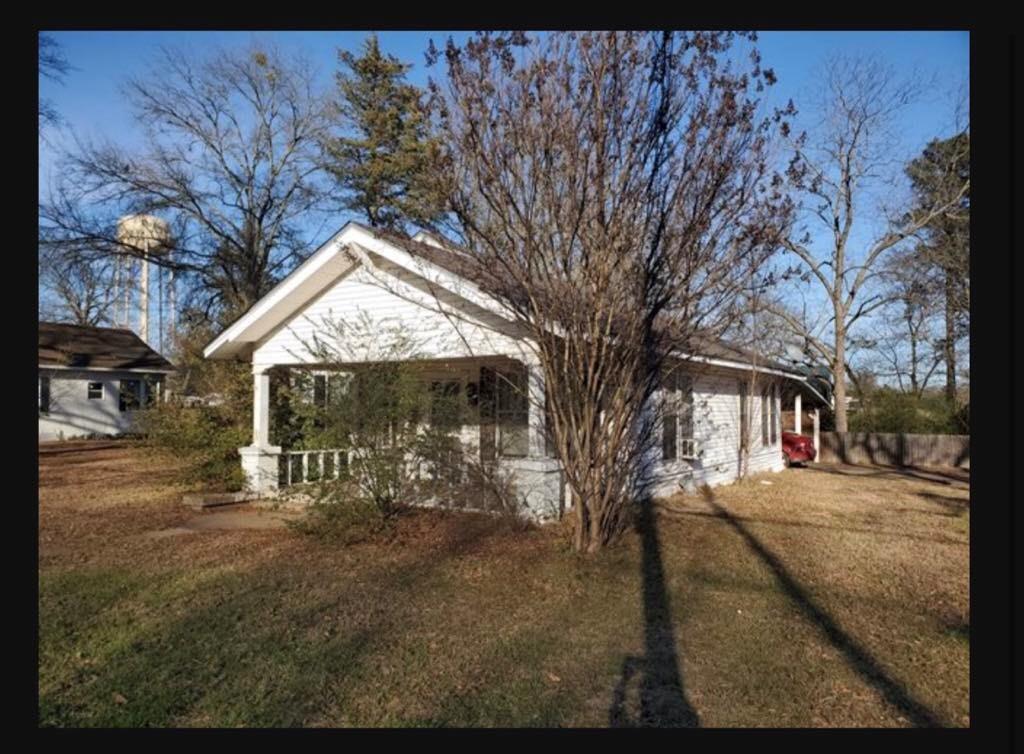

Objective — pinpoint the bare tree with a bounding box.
[869,250,944,397]
[39,33,71,133]
[425,32,794,552]
[39,44,334,321]
[777,56,969,432]
[39,244,117,326]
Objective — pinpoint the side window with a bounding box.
[429,380,463,430]
[119,380,142,412]
[662,411,678,461]
[39,375,51,415]
[478,366,496,462]
[662,371,678,461]
[495,368,528,458]
[761,386,770,446]
[544,391,557,458]
[679,376,694,439]
[663,371,695,461]
[87,382,103,400]
[313,374,328,408]
[770,383,778,445]
[739,380,749,450]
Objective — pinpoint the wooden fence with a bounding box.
[818,432,970,468]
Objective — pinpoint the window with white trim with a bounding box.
[663,370,695,460]
[769,383,778,445]
[738,380,749,452]
[87,382,103,400]
[761,386,770,446]
[495,368,528,458]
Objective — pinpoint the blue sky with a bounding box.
[39,30,968,201]
[39,30,969,362]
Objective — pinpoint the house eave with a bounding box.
[39,363,177,375]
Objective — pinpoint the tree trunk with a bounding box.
[944,270,957,407]
[573,489,587,552]
[908,309,919,396]
[833,319,848,433]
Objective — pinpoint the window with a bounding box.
[87,382,103,400]
[769,383,778,445]
[544,392,557,458]
[662,412,677,461]
[119,380,142,412]
[739,381,749,451]
[429,380,463,430]
[496,368,528,458]
[39,375,50,415]
[662,371,694,461]
[679,375,694,443]
[761,386,770,446]
[313,374,328,408]
[478,367,496,462]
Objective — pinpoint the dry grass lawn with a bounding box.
[38,441,969,727]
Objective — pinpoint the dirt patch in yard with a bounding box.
[38,443,968,728]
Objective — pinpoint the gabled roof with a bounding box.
[39,322,175,373]
[203,222,805,379]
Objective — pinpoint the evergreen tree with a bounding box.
[905,131,970,406]
[326,35,444,232]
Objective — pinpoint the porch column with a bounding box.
[239,363,282,496]
[252,364,271,447]
[526,359,547,458]
[812,408,820,462]
[794,393,802,434]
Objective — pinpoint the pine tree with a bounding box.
[905,131,970,407]
[326,35,444,232]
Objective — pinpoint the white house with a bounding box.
[39,322,175,441]
[203,222,807,519]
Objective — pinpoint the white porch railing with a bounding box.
[680,438,699,460]
[280,448,350,488]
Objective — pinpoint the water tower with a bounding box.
[115,215,174,351]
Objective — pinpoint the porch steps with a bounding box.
[181,491,254,511]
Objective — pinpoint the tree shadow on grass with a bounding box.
[809,464,969,489]
[916,491,970,516]
[608,498,700,728]
[699,486,947,727]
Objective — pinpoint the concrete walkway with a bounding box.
[145,505,304,539]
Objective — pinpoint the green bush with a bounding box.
[134,314,255,491]
[137,401,249,491]
[287,481,392,544]
[849,389,963,434]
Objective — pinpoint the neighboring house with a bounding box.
[203,222,808,519]
[39,322,176,441]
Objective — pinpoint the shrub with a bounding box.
[136,314,255,491]
[137,400,249,491]
[849,388,963,434]
[287,480,392,544]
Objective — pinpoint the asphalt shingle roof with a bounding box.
[39,322,175,372]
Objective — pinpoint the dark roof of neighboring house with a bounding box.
[39,322,175,372]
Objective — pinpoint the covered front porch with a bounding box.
[239,354,566,519]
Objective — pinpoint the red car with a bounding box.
[781,431,815,466]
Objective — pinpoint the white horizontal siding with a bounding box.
[38,370,153,440]
[647,367,785,497]
[253,263,529,367]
